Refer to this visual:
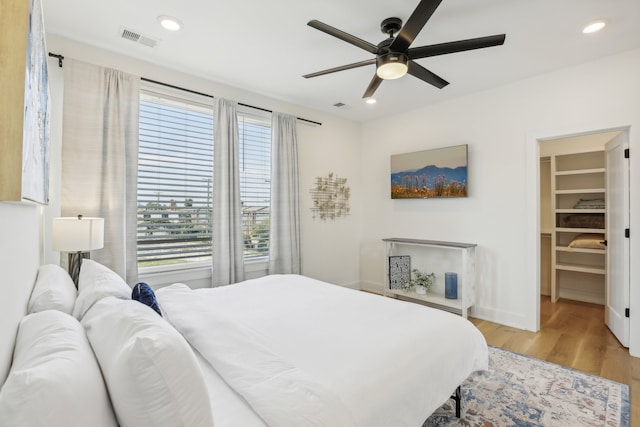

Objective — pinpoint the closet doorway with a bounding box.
[538,128,630,347]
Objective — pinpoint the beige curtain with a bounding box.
[61,59,140,283]
[268,112,301,274]
[212,97,245,286]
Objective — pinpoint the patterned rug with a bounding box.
[424,346,630,427]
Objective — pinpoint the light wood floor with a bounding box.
[469,296,639,426]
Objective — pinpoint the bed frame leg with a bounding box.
[453,386,461,418]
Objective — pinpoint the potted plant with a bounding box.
[402,269,436,294]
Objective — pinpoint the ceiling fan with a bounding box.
[303,0,506,98]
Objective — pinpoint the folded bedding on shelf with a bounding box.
[559,213,604,229]
[573,198,605,209]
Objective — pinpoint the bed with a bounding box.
[156,274,488,426]
[0,255,488,427]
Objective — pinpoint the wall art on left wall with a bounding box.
[22,0,50,204]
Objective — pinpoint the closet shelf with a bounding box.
[548,148,606,304]
[555,188,605,194]
[554,167,605,176]
[555,246,605,254]
[555,227,605,233]
[555,262,605,275]
[555,208,605,214]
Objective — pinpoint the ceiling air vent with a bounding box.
[333,102,351,110]
[119,27,159,48]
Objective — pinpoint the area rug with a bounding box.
[424,346,630,427]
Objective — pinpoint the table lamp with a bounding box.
[52,215,104,287]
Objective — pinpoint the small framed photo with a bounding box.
[389,255,411,289]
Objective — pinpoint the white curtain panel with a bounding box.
[61,59,139,283]
[212,98,245,286]
[268,113,301,274]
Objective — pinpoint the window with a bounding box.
[136,90,271,268]
[239,113,271,261]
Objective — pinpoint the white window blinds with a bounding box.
[136,90,271,268]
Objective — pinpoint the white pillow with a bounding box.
[72,259,131,320]
[28,264,77,314]
[82,297,215,427]
[0,310,117,427]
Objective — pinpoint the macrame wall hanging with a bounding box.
[310,172,351,221]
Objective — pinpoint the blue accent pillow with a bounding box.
[132,282,162,317]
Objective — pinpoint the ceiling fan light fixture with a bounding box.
[365,98,377,104]
[376,53,408,80]
[304,0,508,98]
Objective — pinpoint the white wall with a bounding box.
[0,203,40,384]
[45,35,362,289]
[298,119,362,287]
[359,48,640,357]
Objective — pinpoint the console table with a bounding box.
[383,238,477,318]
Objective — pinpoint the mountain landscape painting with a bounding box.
[390,144,468,199]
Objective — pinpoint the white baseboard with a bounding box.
[359,280,384,294]
[472,304,530,331]
[340,281,362,290]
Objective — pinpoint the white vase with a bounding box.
[415,285,426,295]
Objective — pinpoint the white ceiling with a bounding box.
[43,0,640,122]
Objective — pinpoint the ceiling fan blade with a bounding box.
[303,59,376,79]
[408,34,506,59]
[362,75,383,98]
[407,61,448,89]
[308,20,378,54]
[390,0,443,52]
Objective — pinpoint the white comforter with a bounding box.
[156,275,488,427]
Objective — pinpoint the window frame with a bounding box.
[136,84,272,274]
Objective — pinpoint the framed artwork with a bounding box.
[389,255,411,289]
[390,144,467,199]
[21,0,50,204]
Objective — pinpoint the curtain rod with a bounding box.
[48,52,322,126]
[141,77,321,126]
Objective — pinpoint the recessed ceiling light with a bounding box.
[157,15,182,32]
[365,98,377,104]
[582,20,606,34]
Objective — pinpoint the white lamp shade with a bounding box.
[52,217,104,252]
